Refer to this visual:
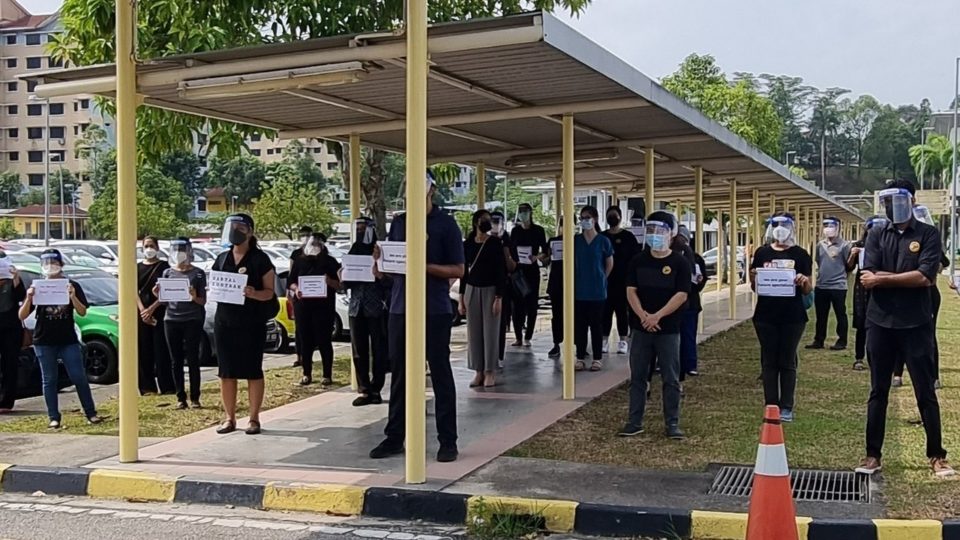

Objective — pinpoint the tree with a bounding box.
[272,140,326,189]
[863,106,916,181]
[75,123,109,185]
[0,219,16,240]
[807,87,850,188]
[909,134,957,189]
[17,169,75,206]
[88,167,189,238]
[839,95,880,178]
[204,154,268,204]
[54,0,593,235]
[662,54,782,157]
[758,74,815,159]
[0,172,22,207]
[159,149,205,197]
[253,175,338,239]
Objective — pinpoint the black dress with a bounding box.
[213,248,276,380]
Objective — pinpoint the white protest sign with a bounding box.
[32,279,69,306]
[157,278,192,302]
[516,245,534,264]
[379,241,407,274]
[208,270,247,305]
[549,241,563,262]
[756,268,797,297]
[299,275,328,298]
[342,254,375,282]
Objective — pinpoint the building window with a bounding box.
[5,82,15,92]
[51,150,65,162]
[28,151,44,163]
[50,126,64,139]
[7,128,17,138]
[28,174,43,186]
[5,59,15,69]
[313,147,322,153]
[327,162,338,171]
[196,198,207,213]
[27,104,41,116]
[79,99,90,109]
[4,36,15,45]
[27,127,43,139]
[26,34,42,46]
[48,57,63,68]
[250,133,261,142]
[251,149,261,156]
[49,103,64,115]
[327,146,336,155]
[6,105,16,115]
[26,57,42,69]
[266,148,274,155]
[73,126,79,136]
[8,152,18,162]
[26,80,37,93]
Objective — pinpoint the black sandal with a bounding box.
[216,420,236,434]
[245,420,261,435]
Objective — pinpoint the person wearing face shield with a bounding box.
[136,236,173,395]
[211,214,278,436]
[0,250,25,413]
[341,217,388,406]
[545,219,564,359]
[288,233,342,387]
[619,212,691,439]
[490,211,518,367]
[805,217,853,351]
[288,225,313,368]
[600,206,640,356]
[19,249,102,429]
[858,179,953,477]
[849,217,888,371]
[573,206,614,371]
[157,238,207,409]
[510,203,549,348]
[370,171,465,464]
[749,213,813,424]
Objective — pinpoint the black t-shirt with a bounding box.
[33,279,87,346]
[547,234,563,296]
[289,253,341,312]
[625,251,692,334]
[601,229,640,287]
[0,279,25,328]
[750,245,813,324]
[462,236,508,297]
[213,247,276,327]
[511,224,548,264]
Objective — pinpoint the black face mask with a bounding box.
[607,215,621,227]
[229,229,248,246]
[478,220,493,233]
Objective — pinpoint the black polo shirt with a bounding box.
[863,220,941,330]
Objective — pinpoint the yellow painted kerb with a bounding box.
[87,469,175,502]
[262,483,365,516]
[0,463,10,490]
[467,495,578,533]
[874,518,942,540]
[691,511,747,540]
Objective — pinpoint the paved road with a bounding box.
[0,493,462,540]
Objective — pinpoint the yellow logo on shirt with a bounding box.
[238,267,247,274]
[909,241,920,253]
[662,266,672,275]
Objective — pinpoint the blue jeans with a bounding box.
[628,331,681,430]
[35,344,97,422]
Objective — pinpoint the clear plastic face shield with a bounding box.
[878,188,914,224]
[822,218,840,240]
[913,205,934,226]
[40,252,62,276]
[644,220,673,252]
[220,215,253,247]
[765,216,796,247]
[865,216,889,232]
[490,213,505,237]
[169,240,191,265]
[355,219,375,245]
[304,236,325,257]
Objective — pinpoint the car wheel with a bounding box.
[84,337,118,385]
[199,333,215,367]
[332,315,344,341]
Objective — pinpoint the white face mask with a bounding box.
[580,218,594,232]
[773,226,792,243]
[823,227,837,239]
[173,251,189,265]
[41,263,61,277]
[304,245,322,257]
[143,247,158,260]
[300,235,311,245]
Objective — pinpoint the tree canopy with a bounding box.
[253,175,338,239]
[88,166,191,239]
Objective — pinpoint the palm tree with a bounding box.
[909,134,957,189]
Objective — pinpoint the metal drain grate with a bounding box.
[708,466,870,503]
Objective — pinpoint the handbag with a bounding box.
[510,271,532,298]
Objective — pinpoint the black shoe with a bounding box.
[666,425,686,440]
[548,346,561,359]
[352,394,374,407]
[617,424,644,437]
[805,342,824,350]
[175,401,188,410]
[437,445,459,463]
[830,342,847,351]
[369,441,404,459]
[370,394,383,405]
[189,401,202,409]
[299,376,312,386]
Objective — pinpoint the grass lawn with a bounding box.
[511,283,960,519]
[0,356,352,438]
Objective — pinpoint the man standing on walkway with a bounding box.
[856,180,953,478]
[370,172,465,463]
[806,216,853,351]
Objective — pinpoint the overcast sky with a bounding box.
[20,0,958,110]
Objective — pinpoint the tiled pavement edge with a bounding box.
[1,464,957,539]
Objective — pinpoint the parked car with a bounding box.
[23,247,103,269]
[3,251,41,265]
[703,246,746,282]
[200,303,282,365]
[53,241,121,263]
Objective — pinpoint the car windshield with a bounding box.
[5,251,40,264]
[65,252,102,268]
[71,275,118,306]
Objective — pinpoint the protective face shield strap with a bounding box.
[878,188,913,224]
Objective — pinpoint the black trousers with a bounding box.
[0,327,22,409]
[385,314,457,447]
[575,300,604,361]
[550,291,563,346]
[498,294,512,361]
[813,288,848,345]
[855,328,867,362]
[895,287,941,379]
[754,320,806,411]
[512,266,541,341]
[603,284,630,339]
[351,314,388,396]
[165,319,203,403]
[295,303,335,380]
[866,323,945,460]
[138,318,174,394]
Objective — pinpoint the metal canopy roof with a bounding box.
[34,11,861,221]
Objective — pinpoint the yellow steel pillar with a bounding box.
[404,0,428,485]
[117,0,139,464]
[476,161,486,210]
[769,194,776,217]
[728,180,738,319]
[675,199,682,218]
[752,189,761,254]
[561,115,576,400]
[645,148,655,214]
[348,133,362,392]
[716,213,725,293]
[694,167,704,254]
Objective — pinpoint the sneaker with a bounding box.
[617,340,629,355]
[935,379,942,390]
[617,424,644,437]
[48,420,61,430]
[353,394,375,407]
[299,376,312,386]
[87,415,104,425]
[437,445,459,463]
[175,401,188,410]
[547,346,561,359]
[602,341,610,354]
[852,360,866,371]
[189,401,202,409]
[805,342,824,350]
[892,376,903,388]
[523,339,532,348]
[830,342,847,351]
[931,457,955,478]
[511,340,523,348]
[855,457,882,475]
[780,409,794,423]
[686,370,700,377]
[666,425,685,440]
[320,377,333,387]
[369,441,404,459]
[498,359,504,369]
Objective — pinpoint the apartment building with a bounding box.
[0,1,99,210]
[246,135,341,174]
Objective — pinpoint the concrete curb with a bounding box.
[0,463,954,539]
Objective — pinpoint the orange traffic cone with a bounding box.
[745,405,797,540]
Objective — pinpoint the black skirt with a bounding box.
[214,320,267,380]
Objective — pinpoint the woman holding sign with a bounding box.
[288,233,342,387]
[19,249,101,429]
[137,236,172,395]
[212,214,277,436]
[749,213,813,423]
[158,238,207,410]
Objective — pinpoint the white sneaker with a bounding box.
[617,340,629,355]
[602,341,610,354]
[498,359,504,369]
